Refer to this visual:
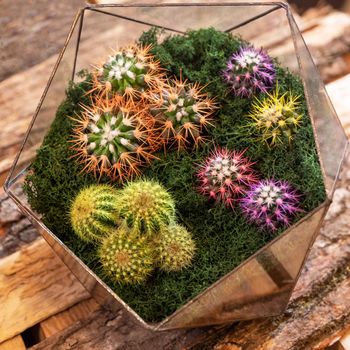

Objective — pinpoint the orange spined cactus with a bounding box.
[70,96,159,182]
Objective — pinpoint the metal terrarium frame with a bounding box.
[4,2,348,330]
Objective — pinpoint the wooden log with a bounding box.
[326,74,350,137]
[341,330,350,350]
[38,298,100,339]
[30,307,220,350]
[0,336,26,350]
[313,326,350,350]
[0,188,38,258]
[0,239,91,342]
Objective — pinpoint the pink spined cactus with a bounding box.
[240,179,301,231]
[223,46,275,98]
[197,147,258,208]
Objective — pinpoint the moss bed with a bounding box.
[24,28,326,323]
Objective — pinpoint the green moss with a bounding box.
[24,28,326,323]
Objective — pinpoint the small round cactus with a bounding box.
[70,96,158,182]
[197,147,258,208]
[116,179,176,234]
[91,44,164,99]
[223,46,275,98]
[156,224,196,272]
[240,179,301,231]
[98,224,154,284]
[70,184,120,242]
[247,88,303,147]
[150,78,217,149]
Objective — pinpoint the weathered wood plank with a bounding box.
[326,74,350,137]
[341,331,350,350]
[0,239,91,342]
[1,4,350,349]
[39,298,100,339]
[0,336,26,350]
[0,188,38,258]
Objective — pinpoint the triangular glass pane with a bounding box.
[287,12,348,196]
[158,204,327,329]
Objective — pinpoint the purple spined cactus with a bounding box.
[223,46,276,98]
[240,179,301,231]
[197,147,258,208]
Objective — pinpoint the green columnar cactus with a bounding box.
[156,224,196,271]
[247,87,303,147]
[116,179,176,234]
[98,224,155,284]
[70,184,120,242]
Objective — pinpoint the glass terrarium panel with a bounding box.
[73,4,287,78]
[74,10,151,79]
[90,3,281,33]
[7,10,83,185]
[231,7,299,74]
[287,12,348,196]
[158,203,328,329]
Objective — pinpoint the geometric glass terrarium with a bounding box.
[4,2,348,330]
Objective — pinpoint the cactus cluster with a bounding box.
[70,180,196,284]
[70,184,120,242]
[246,88,303,147]
[196,149,302,231]
[150,78,217,149]
[99,224,154,284]
[91,44,164,99]
[197,147,258,208]
[240,179,301,231]
[223,46,275,98]
[71,43,219,182]
[70,96,158,182]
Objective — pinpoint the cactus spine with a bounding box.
[98,224,155,284]
[70,184,120,242]
[156,224,196,272]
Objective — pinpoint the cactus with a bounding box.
[240,179,301,231]
[149,78,217,149]
[156,224,196,272]
[116,179,176,234]
[90,44,164,99]
[70,96,158,182]
[70,184,120,242]
[98,224,155,284]
[223,46,275,98]
[246,87,303,147]
[197,147,258,208]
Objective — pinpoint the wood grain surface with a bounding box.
[1,2,350,349]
